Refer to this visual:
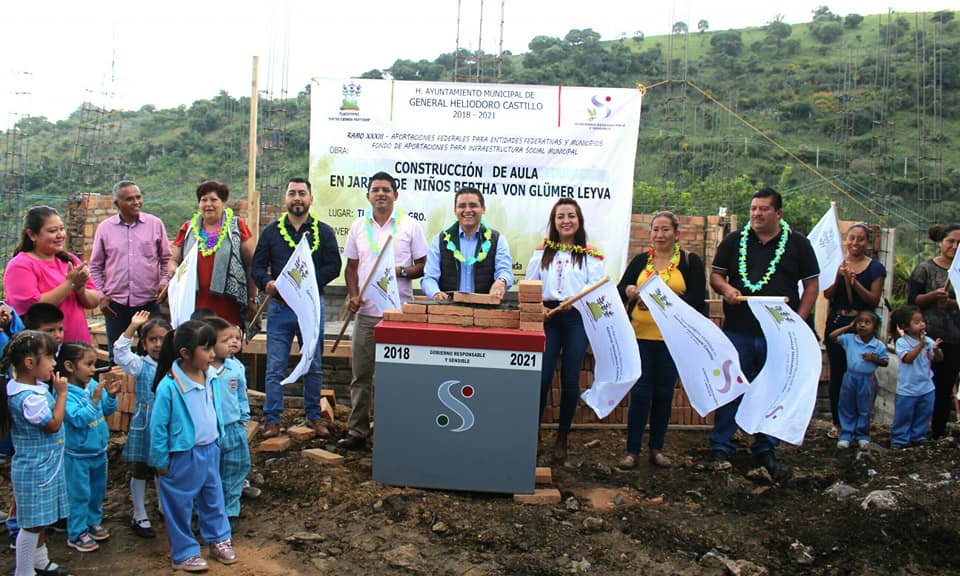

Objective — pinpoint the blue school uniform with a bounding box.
[892,335,937,446]
[6,379,68,529]
[114,334,157,463]
[150,360,230,563]
[214,357,250,518]
[62,379,117,541]
[836,333,888,443]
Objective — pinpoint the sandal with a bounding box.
[827,426,839,439]
[617,453,638,469]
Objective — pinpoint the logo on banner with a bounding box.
[340,82,361,111]
[712,358,744,393]
[586,294,615,321]
[763,304,796,324]
[816,227,836,250]
[376,267,394,294]
[648,287,674,311]
[436,380,475,432]
[284,257,311,287]
[588,95,613,121]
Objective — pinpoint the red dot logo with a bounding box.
[737,376,744,383]
[461,385,474,398]
[605,96,612,102]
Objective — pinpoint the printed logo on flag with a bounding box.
[436,380,475,432]
[588,95,614,121]
[375,267,394,294]
[585,294,615,321]
[285,257,311,287]
[712,359,744,394]
[340,82,361,111]
[816,227,836,249]
[648,287,674,311]
[766,405,785,420]
[763,304,796,324]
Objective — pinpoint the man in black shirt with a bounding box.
[709,187,819,478]
[251,178,342,439]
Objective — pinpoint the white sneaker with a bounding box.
[837,440,851,449]
[858,439,870,449]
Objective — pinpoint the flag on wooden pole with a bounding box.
[275,236,323,385]
[167,245,198,328]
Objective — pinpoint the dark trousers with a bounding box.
[104,301,159,362]
[931,341,960,437]
[539,307,588,435]
[626,340,677,454]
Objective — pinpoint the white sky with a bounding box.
[1,0,955,124]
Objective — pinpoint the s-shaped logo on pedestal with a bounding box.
[436,380,475,432]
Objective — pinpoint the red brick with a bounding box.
[474,316,520,329]
[518,292,543,303]
[402,302,428,314]
[382,310,405,321]
[258,436,292,453]
[518,302,542,313]
[428,315,473,326]
[428,304,474,317]
[303,448,344,466]
[519,321,544,332]
[246,421,260,442]
[473,308,520,320]
[520,311,544,323]
[287,426,317,442]
[517,280,542,294]
[395,313,427,323]
[535,467,553,485]
[452,292,502,305]
[513,488,561,504]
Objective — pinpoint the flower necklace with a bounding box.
[544,238,604,260]
[643,243,681,282]
[364,209,404,256]
[738,220,790,293]
[444,218,492,265]
[279,214,320,252]
[191,207,232,257]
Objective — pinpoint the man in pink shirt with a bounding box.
[89,181,171,358]
[338,171,428,451]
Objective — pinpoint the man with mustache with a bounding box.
[252,177,342,439]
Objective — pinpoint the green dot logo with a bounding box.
[437,414,449,427]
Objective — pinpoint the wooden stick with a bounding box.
[244,294,273,343]
[735,295,789,303]
[544,277,610,319]
[331,235,393,352]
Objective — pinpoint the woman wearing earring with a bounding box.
[616,211,706,469]
[526,199,605,462]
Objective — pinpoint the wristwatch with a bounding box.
[400,267,408,278]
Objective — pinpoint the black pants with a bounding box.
[931,341,960,437]
[104,301,159,362]
[824,313,856,427]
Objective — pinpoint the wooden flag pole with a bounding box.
[735,295,789,303]
[544,277,610,319]
[244,295,273,344]
[331,235,394,352]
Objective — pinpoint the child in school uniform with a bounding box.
[114,311,171,538]
[892,305,943,448]
[57,341,119,552]
[829,310,889,449]
[149,320,236,572]
[1,330,71,576]
[205,318,250,529]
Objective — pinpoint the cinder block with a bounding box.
[514,488,561,504]
[473,308,520,320]
[287,426,317,442]
[303,448,345,466]
[402,302,428,314]
[474,316,520,329]
[258,436,292,453]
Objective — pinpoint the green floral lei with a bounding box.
[191,207,232,257]
[443,218,492,265]
[738,220,790,293]
[543,238,604,260]
[279,214,320,252]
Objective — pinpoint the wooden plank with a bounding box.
[303,448,345,466]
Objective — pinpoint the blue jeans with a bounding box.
[539,307,588,435]
[264,298,325,424]
[891,391,935,446]
[839,371,874,442]
[709,331,780,456]
[626,340,677,454]
[104,301,159,362]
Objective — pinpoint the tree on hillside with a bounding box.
[765,17,793,48]
[698,20,709,34]
[932,10,955,25]
[710,30,743,57]
[811,6,843,43]
[565,28,601,46]
[633,30,645,43]
[672,21,688,34]
[844,13,864,29]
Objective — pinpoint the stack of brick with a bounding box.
[517,281,544,333]
[380,286,545,333]
[101,366,138,432]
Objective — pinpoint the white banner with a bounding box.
[949,244,960,311]
[362,237,401,314]
[275,236,323,385]
[637,274,748,416]
[309,79,642,287]
[576,278,642,419]
[736,298,822,445]
[803,204,843,295]
[167,244,198,328]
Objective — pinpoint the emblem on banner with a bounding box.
[711,358,744,393]
[285,258,311,287]
[340,82,362,111]
[436,380,475,432]
[648,287,673,311]
[586,294,615,321]
[587,94,613,121]
[763,304,796,324]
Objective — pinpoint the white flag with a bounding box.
[575,278,643,419]
[735,298,822,445]
[637,274,749,416]
[363,238,401,314]
[167,244,198,328]
[803,204,843,295]
[949,245,960,311]
[275,236,323,385]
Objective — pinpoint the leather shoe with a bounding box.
[305,419,331,438]
[754,451,791,481]
[262,423,281,439]
[337,435,366,451]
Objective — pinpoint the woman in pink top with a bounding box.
[2,206,100,343]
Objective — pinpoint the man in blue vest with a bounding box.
[421,187,514,300]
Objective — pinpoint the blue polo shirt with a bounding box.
[837,333,888,375]
[895,335,936,397]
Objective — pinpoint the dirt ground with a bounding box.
[2,403,959,576]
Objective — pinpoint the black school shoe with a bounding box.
[34,561,71,575]
[131,517,156,539]
[754,450,791,481]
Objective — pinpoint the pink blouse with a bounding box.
[2,252,96,343]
